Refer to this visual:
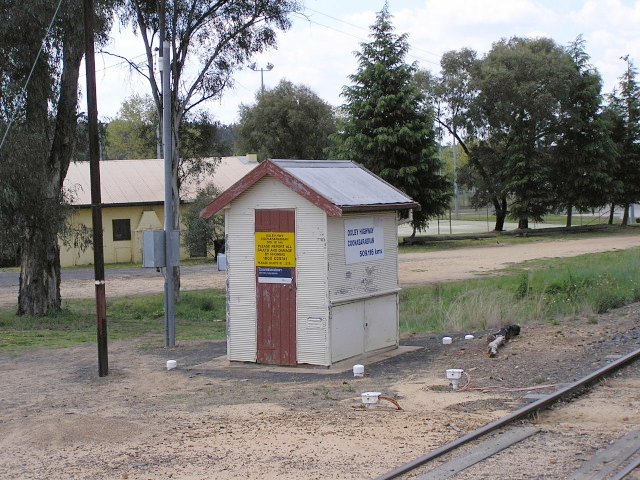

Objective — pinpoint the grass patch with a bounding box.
[399,235,549,253]
[0,290,226,354]
[4,244,640,353]
[399,226,638,253]
[400,247,640,334]
[453,211,615,226]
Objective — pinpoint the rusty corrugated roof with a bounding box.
[272,160,417,209]
[65,156,258,206]
[200,159,419,219]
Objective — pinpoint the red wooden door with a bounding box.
[255,209,296,365]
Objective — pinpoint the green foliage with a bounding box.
[0,290,226,353]
[182,184,224,258]
[180,111,233,159]
[514,273,530,299]
[125,0,298,175]
[0,0,114,315]
[435,37,616,230]
[549,36,617,222]
[471,37,579,226]
[236,79,337,160]
[604,56,640,223]
[400,247,640,334]
[331,3,451,232]
[105,94,158,159]
[105,95,233,161]
[431,47,479,142]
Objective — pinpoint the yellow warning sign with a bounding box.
[255,232,296,267]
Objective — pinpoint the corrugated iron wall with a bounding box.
[226,177,330,365]
[327,211,400,362]
[327,211,400,302]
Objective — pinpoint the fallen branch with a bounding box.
[488,335,505,357]
[487,324,521,357]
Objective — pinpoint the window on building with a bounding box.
[112,219,131,241]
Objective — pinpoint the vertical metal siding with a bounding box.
[226,177,330,365]
[327,212,400,362]
[330,301,365,362]
[226,204,257,362]
[327,211,399,302]
[364,294,399,351]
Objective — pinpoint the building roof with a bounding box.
[64,156,259,207]
[200,159,420,219]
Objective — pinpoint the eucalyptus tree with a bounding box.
[332,3,450,234]
[432,48,513,230]
[105,94,232,161]
[0,0,113,315]
[182,184,224,258]
[105,94,158,159]
[469,37,584,229]
[235,79,336,161]
[121,0,298,190]
[117,0,297,300]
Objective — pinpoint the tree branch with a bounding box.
[97,50,151,82]
[435,117,470,155]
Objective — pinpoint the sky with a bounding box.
[88,0,640,125]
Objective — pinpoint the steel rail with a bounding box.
[375,346,640,480]
[610,456,640,480]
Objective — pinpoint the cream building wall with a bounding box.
[59,156,258,267]
[59,204,195,267]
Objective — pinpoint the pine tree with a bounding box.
[550,36,616,227]
[332,3,450,233]
[606,56,640,224]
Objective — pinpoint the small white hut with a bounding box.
[200,159,419,367]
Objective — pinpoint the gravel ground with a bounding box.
[0,303,639,479]
[1,234,640,479]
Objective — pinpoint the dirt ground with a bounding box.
[1,234,640,479]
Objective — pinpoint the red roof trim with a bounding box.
[200,160,343,219]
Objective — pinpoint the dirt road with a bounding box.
[398,234,640,284]
[1,234,640,308]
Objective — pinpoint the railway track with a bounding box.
[376,347,640,480]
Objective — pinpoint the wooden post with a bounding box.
[83,0,108,376]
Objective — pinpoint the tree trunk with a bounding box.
[172,112,182,304]
[493,197,508,232]
[18,228,61,315]
[518,216,529,229]
[609,204,615,225]
[622,204,630,226]
[17,14,85,316]
[566,206,573,228]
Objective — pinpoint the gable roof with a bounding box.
[200,159,420,219]
[64,156,258,207]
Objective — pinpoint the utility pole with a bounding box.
[159,2,177,347]
[249,62,274,94]
[83,0,108,376]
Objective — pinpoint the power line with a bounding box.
[0,0,65,152]
[94,52,148,74]
[293,12,438,66]
[302,6,442,60]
